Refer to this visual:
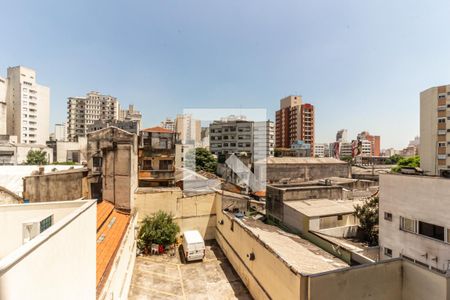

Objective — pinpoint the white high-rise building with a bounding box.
[160,117,176,132]
[67,91,119,141]
[54,123,67,141]
[2,66,50,144]
[175,114,201,146]
[0,76,7,135]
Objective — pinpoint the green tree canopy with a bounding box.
[137,211,180,253]
[185,147,217,173]
[354,196,379,246]
[25,150,48,165]
[391,155,420,173]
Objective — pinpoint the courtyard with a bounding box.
[128,241,252,300]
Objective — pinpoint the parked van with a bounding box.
[182,230,205,262]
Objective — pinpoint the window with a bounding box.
[438,118,446,124]
[384,212,393,221]
[439,142,446,147]
[40,215,53,233]
[418,221,444,241]
[384,247,392,257]
[337,215,343,221]
[400,216,416,233]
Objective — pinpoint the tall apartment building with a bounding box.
[0,77,7,135]
[275,95,315,154]
[175,114,201,145]
[379,173,450,272]
[1,66,50,144]
[119,104,142,129]
[160,117,176,132]
[420,85,450,176]
[314,143,330,158]
[209,118,274,162]
[54,123,67,141]
[336,129,348,143]
[67,91,119,141]
[358,131,381,156]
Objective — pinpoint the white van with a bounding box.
[182,230,205,262]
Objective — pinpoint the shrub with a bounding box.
[137,211,180,254]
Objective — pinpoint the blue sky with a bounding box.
[2,0,450,149]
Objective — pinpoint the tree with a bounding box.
[185,147,217,173]
[354,196,379,246]
[341,156,353,163]
[391,155,420,173]
[25,150,48,165]
[137,211,180,254]
[386,154,402,165]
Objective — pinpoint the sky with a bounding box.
[2,0,450,149]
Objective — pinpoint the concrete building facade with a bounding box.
[3,66,50,145]
[175,114,201,146]
[336,129,348,143]
[314,143,330,158]
[67,91,119,142]
[379,174,450,272]
[358,131,381,156]
[209,119,254,158]
[160,117,176,131]
[420,85,450,175]
[275,95,315,153]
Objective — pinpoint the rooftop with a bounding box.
[267,157,347,165]
[141,126,175,134]
[237,216,348,274]
[284,199,363,217]
[96,201,131,290]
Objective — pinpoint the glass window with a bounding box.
[418,221,444,241]
[400,217,416,233]
[384,212,392,221]
[40,215,53,233]
[384,247,392,257]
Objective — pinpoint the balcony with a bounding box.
[138,169,175,181]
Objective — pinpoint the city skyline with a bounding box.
[3,1,450,149]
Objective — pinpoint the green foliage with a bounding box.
[354,196,379,246]
[137,211,180,253]
[52,161,77,165]
[274,148,283,157]
[391,155,420,173]
[185,147,217,173]
[25,150,48,165]
[341,156,353,163]
[385,154,402,165]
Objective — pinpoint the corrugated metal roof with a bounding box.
[284,199,363,217]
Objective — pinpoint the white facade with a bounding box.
[336,129,348,143]
[361,139,372,156]
[253,120,274,160]
[119,104,142,131]
[314,143,330,158]
[0,77,7,135]
[3,66,50,145]
[0,200,96,300]
[379,174,450,272]
[176,114,201,146]
[67,91,119,141]
[160,117,176,131]
[54,123,67,141]
[0,142,52,165]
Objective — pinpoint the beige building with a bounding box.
[0,76,7,135]
[380,173,450,272]
[2,66,50,145]
[420,85,450,176]
[67,91,119,141]
[175,114,201,146]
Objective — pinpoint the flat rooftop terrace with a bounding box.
[284,199,363,217]
[236,215,349,275]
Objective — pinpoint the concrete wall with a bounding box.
[308,260,403,300]
[0,200,96,300]
[23,169,89,202]
[379,174,450,271]
[0,187,21,205]
[99,213,137,300]
[215,194,303,300]
[420,87,439,175]
[134,188,217,240]
[87,127,138,211]
[267,163,350,183]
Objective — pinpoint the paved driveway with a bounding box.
[128,241,252,300]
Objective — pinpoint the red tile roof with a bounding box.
[141,126,175,134]
[96,201,130,293]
